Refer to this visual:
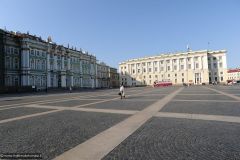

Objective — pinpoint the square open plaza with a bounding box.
[0,85,240,160]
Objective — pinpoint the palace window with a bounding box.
[196,63,199,69]
[5,57,10,68]
[14,77,19,86]
[31,50,34,56]
[14,48,18,54]
[180,65,184,70]
[31,59,34,69]
[219,63,222,68]
[7,47,10,54]
[14,58,19,69]
[10,48,14,54]
[42,61,45,70]
[213,63,217,68]
[37,60,41,69]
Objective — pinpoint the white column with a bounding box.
[61,75,66,87]
[191,57,194,70]
[184,58,187,71]
[53,74,57,87]
[47,74,51,87]
[61,57,65,70]
[54,55,57,70]
[47,54,50,70]
[71,75,73,87]
[67,57,71,70]
[21,49,30,86]
[91,78,94,88]
[80,77,83,87]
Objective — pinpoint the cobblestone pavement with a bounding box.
[1,86,240,160]
[160,101,240,116]
[103,117,240,160]
[0,111,129,160]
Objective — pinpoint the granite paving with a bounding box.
[160,101,240,116]
[103,117,240,160]
[0,107,54,120]
[0,110,129,160]
[85,99,159,111]
[174,94,235,100]
[39,99,102,107]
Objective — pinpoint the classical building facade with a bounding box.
[119,50,227,86]
[0,29,118,92]
[227,69,240,82]
[109,67,120,88]
[96,62,110,88]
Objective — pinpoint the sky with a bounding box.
[0,0,239,69]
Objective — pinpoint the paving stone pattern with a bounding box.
[0,110,129,160]
[160,101,240,116]
[103,117,240,160]
[40,99,101,107]
[0,107,54,120]
[85,99,158,111]
[174,94,235,100]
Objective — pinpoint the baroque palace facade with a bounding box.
[0,29,119,92]
[119,50,227,86]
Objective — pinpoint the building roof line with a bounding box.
[119,49,227,64]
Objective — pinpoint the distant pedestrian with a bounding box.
[69,86,72,93]
[119,85,125,99]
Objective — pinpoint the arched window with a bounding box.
[31,59,35,69]
[14,58,19,69]
[37,60,40,70]
[42,60,45,70]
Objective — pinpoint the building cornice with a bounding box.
[119,49,227,65]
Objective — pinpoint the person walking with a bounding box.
[119,84,125,99]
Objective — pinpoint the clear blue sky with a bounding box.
[1,0,239,69]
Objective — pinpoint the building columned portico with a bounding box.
[119,50,227,86]
[0,29,119,92]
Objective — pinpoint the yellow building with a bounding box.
[119,50,227,86]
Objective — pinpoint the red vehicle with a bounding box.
[153,81,172,87]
